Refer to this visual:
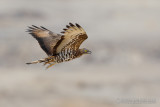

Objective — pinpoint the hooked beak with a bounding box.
[87,51,92,54]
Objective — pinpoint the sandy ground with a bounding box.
[1,64,160,107]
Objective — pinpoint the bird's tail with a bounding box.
[26,56,56,69]
[26,58,46,64]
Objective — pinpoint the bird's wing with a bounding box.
[27,25,62,56]
[56,23,88,53]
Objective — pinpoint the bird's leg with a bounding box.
[43,59,52,65]
[43,56,55,65]
[43,62,51,66]
[46,63,56,69]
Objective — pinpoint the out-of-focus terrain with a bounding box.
[0,0,160,107]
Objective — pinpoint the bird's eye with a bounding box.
[84,50,87,52]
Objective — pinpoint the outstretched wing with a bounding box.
[56,23,88,53]
[27,25,62,56]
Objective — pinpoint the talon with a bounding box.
[43,61,51,65]
[43,56,55,65]
[43,59,53,65]
[46,63,55,69]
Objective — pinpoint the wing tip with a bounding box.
[61,31,65,34]
[75,23,81,28]
[69,22,74,27]
[40,26,49,31]
[63,28,67,31]
[27,25,50,33]
[32,25,39,28]
[26,25,38,32]
[66,25,70,28]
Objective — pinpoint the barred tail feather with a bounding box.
[26,59,46,65]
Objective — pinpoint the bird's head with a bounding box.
[79,48,92,55]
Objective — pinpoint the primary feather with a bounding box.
[27,25,61,56]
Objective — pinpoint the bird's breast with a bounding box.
[54,49,81,63]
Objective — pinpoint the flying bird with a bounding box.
[26,23,91,69]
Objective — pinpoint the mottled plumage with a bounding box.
[26,23,91,69]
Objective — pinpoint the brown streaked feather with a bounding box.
[63,28,67,31]
[56,23,88,53]
[69,23,74,27]
[61,31,65,33]
[27,25,62,56]
[75,23,81,28]
[40,26,49,30]
[66,25,70,28]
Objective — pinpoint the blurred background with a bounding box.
[0,0,160,107]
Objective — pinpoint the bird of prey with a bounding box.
[26,23,91,69]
